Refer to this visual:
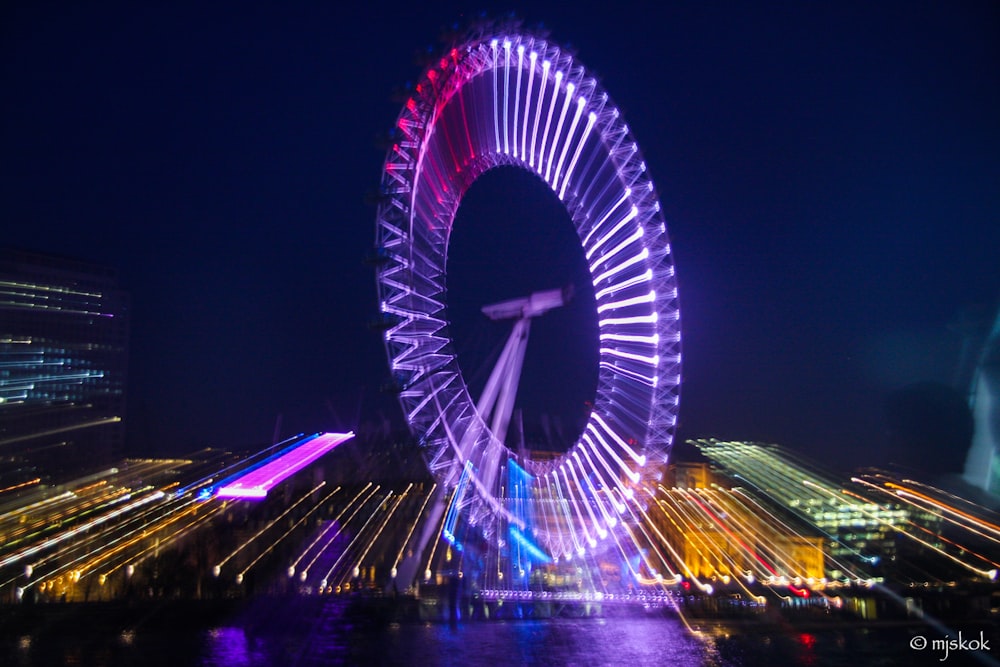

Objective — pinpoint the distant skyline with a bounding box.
[2,1,998,472]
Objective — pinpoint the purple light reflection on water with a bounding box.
[201,627,256,667]
[215,615,713,667]
[0,606,948,666]
[192,617,951,667]
[200,624,318,667]
[385,618,710,667]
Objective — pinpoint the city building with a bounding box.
[689,439,949,582]
[655,460,826,583]
[0,248,129,480]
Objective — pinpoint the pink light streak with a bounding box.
[217,432,354,500]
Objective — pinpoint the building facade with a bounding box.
[0,248,128,480]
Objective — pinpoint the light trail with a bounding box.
[0,416,121,447]
[424,489,456,580]
[0,486,128,550]
[38,494,199,575]
[536,70,562,177]
[853,476,1000,548]
[320,490,393,589]
[297,485,381,583]
[640,490,714,591]
[174,434,302,497]
[217,433,352,499]
[884,481,1000,537]
[391,483,435,577]
[559,110,596,199]
[544,79,573,184]
[342,485,413,587]
[290,483,373,577]
[0,477,40,495]
[36,500,204,591]
[520,50,536,161]
[103,501,227,579]
[552,95,585,189]
[512,44,523,158]
[214,481,325,573]
[16,479,209,595]
[840,487,1000,578]
[0,490,165,570]
[656,489,743,584]
[805,480,997,581]
[0,490,75,524]
[237,486,342,582]
[697,488,807,582]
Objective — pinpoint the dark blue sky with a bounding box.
[2,1,998,471]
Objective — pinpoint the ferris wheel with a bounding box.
[374,26,681,563]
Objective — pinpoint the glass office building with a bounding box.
[0,248,128,480]
[690,439,932,579]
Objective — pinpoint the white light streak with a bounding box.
[521,51,537,161]
[596,290,656,314]
[593,413,646,466]
[545,81,574,184]
[553,97,586,190]
[588,227,644,273]
[592,247,650,287]
[492,39,500,154]
[513,45,524,158]
[537,70,562,176]
[594,270,653,301]
[502,40,511,155]
[530,61,550,169]
[585,428,640,484]
[600,348,659,366]
[585,207,640,261]
[582,189,631,247]
[559,111,597,199]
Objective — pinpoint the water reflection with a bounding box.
[241,616,710,667]
[201,626,303,666]
[203,628,253,667]
[6,609,981,666]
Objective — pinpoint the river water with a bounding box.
[4,600,998,666]
[196,618,998,666]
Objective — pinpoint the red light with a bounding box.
[789,584,810,598]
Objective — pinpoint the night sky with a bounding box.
[3,1,998,472]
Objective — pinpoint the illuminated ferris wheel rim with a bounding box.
[375,28,681,552]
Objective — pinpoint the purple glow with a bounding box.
[217,432,353,500]
[216,487,267,499]
[374,30,683,555]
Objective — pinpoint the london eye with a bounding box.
[374,25,681,576]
